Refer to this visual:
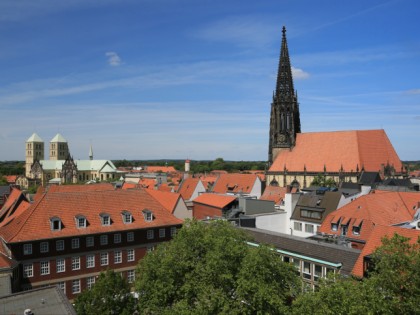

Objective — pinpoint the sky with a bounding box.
[0,0,419,162]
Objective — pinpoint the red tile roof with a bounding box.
[157,183,173,192]
[146,166,177,173]
[0,189,182,243]
[269,130,403,173]
[260,186,287,205]
[146,190,181,214]
[212,173,259,194]
[48,183,114,193]
[5,175,17,183]
[318,191,420,243]
[178,178,200,200]
[352,225,420,277]
[193,193,237,209]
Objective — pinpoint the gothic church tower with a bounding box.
[49,133,69,160]
[25,133,44,177]
[268,26,301,165]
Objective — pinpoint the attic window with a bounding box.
[50,217,62,231]
[143,210,153,222]
[122,211,133,224]
[75,215,87,228]
[352,226,361,235]
[331,218,340,231]
[100,213,111,226]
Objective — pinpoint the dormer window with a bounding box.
[75,215,87,228]
[50,217,62,231]
[100,213,111,226]
[143,210,153,222]
[122,211,133,224]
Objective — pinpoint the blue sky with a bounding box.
[1,0,419,161]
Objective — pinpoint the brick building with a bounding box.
[0,186,182,300]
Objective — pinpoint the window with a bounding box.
[114,233,121,244]
[72,279,81,294]
[57,282,65,294]
[147,245,155,253]
[122,211,132,224]
[159,228,166,238]
[127,232,134,242]
[72,238,80,249]
[56,240,65,251]
[100,213,111,226]
[283,256,290,263]
[127,270,135,283]
[100,252,109,266]
[127,249,135,262]
[57,258,65,273]
[114,250,122,264]
[23,264,33,278]
[170,227,177,237]
[331,223,338,231]
[40,261,50,275]
[23,243,32,255]
[40,242,49,253]
[86,236,94,247]
[300,209,322,219]
[314,264,323,280]
[100,235,108,246]
[72,257,81,270]
[86,276,96,290]
[143,210,153,222]
[352,226,361,235]
[86,254,95,268]
[293,259,301,272]
[294,222,302,231]
[50,217,62,231]
[305,224,314,234]
[341,225,348,236]
[147,230,154,240]
[303,262,312,280]
[75,215,87,228]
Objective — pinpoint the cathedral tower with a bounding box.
[49,133,69,160]
[25,133,44,177]
[268,26,301,165]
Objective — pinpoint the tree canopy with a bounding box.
[135,219,299,314]
[74,269,137,315]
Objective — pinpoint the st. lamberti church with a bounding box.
[266,27,404,188]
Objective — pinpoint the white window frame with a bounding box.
[72,256,81,271]
[305,224,314,234]
[100,252,109,266]
[100,214,111,226]
[40,261,50,275]
[76,215,87,228]
[72,279,81,294]
[294,222,302,231]
[114,250,122,264]
[170,227,177,237]
[23,243,32,255]
[127,270,135,283]
[57,282,66,294]
[127,232,134,242]
[86,236,94,247]
[147,230,154,240]
[86,276,96,290]
[86,254,95,268]
[50,217,62,231]
[143,210,153,222]
[159,228,166,238]
[122,211,132,224]
[23,263,33,278]
[100,235,108,246]
[57,258,65,273]
[114,233,121,244]
[72,238,80,249]
[40,242,49,253]
[56,240,64,251]
[127,249,135,262]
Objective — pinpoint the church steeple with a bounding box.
[268,26,301,165]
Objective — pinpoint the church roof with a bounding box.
[26,133,43,142]
[269,129,402,173]
[50,133,67,142]
[39,159,118,172]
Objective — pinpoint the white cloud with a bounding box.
[292,67,309,79]
[105,52,122,66]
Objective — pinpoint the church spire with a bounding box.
[268,26,301,165]
[89,144,93,160]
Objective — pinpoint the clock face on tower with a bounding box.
[279,134,286,142]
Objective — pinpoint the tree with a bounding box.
[291,233,420,315]
[74,269,137,315]
[310,174,336,188]
[135,219,299,314]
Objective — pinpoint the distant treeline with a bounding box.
[0,161,25,176]
[113,158,268,173]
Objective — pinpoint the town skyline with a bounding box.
[1,0,419,161]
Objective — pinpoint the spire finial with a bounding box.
[282,26,286,37]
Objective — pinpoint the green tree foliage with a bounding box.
[135,219,299,314]
[0,175,8,185]
[310,174,336,188]
[74,269,137,315]
[291,233,420,314]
